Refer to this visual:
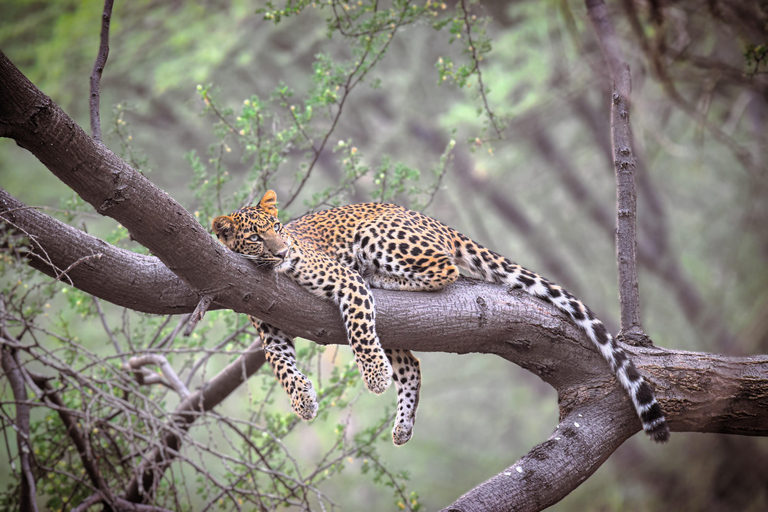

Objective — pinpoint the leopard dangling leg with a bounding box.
[250,316,318,421]
[386,349,421,445]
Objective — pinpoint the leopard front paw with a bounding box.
[291,381,318,421]
[358,357,393,395]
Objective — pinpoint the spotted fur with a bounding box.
[213,191,669,444]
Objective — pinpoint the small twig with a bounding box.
[71,495,176,512]
[126,354,191,399]
[145,315,174,348]
[420,140,453,211]
[112,497,176,512]
[93,296,126,363]
[184,322,252,387]
[183,294,215,337]
[150,314,190,350]
[89,0,114,141]
[55,253,103,284]
[200,90,240,135]
[0,208,83,286]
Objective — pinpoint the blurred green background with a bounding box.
[1,0,767,510]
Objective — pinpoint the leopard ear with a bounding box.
[212,215,235,243]
[258,190,279,217]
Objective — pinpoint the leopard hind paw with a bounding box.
[291,380,318,421]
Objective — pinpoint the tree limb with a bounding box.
[89,0,114,141]
[126,355,191,399]
[0,188,201,314]
[586,0,645,339]
[0,345,38,512]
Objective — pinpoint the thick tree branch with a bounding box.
[446,345,768,511]
[0,188,201,313]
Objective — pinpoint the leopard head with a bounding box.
[212,190,291,266]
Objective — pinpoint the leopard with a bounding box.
[212,190,670,445]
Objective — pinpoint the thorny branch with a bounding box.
[283,2,411,209]
[459,0,504,139]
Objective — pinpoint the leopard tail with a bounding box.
[451,233,670,443]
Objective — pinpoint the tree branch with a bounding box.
[122,338,266,503]
[25,370,115,509]
[0,188,201,314]
[89,0,114,141]
[126,355,191,399]
[0,345,38,512]
[585,0,645,339]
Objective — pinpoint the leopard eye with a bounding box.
[273,221,282,232]
[248,234,262,242]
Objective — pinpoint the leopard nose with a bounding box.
[275,248,289,259]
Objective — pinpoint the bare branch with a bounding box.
[89,0,114,141]
[0,346,38,512]
[126,355,191,399]
[123,339,266,503]
[25,369,115,506]
[585,0,644,339]
[71,492,105,512]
